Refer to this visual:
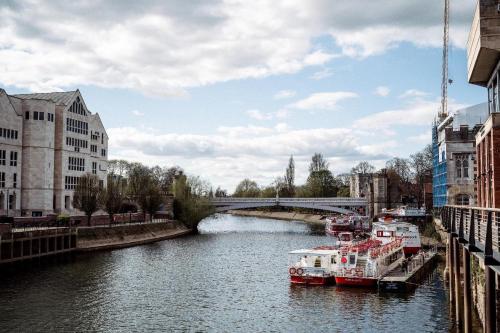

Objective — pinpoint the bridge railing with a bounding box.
[441,205,500,261]
[211,197,368,204]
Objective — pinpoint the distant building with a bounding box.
[350,170,391,217]
[0,89,108,216]
[432,103,488,208]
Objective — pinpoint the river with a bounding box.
[0,214,457,332]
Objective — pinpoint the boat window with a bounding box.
[314,257,321,268]
[349,254,356,265]
[331,256,336,264]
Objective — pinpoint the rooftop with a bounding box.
[12,91,78,106]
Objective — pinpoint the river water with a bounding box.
[0,214,457,332]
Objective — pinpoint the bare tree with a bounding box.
[309,153,328,173]
[73,174,102,226]
[351,161,375,174]
[233,179,260,197]
[99,174,124,226]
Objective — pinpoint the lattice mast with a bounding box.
[439,0,450,120]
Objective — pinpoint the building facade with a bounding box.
[350,171,390,217]
[0,89,108,216]
[432,103,489,208]
[467,0,500,209]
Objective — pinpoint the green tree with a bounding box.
[233,178,260,197]
[306,169,338,197]
[283,155,295,197]
[260,185,277,198]
[173,174,214,230]
[73,173,102,226]
[137,181,163,222]
[99,174,124,226]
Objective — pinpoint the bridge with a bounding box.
[210,197,368,215]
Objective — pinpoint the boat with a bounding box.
[288,247,341,285]
[325,215,371,238]
[372,218,421,255]
[334,237,405,287]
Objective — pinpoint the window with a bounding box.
[0,150,5,165]
[455,154,469,179]
[8,194,14,210]
[65,196,70,209]
[101,149,106,157]
[91,145,97,153]
[32,211,42,217]
[13,173,17,188]
[69,97,86,115]
[39,112,44,121]
[68,157,85,171]
[92,162,97,174]
[65,176,81,190]
[9,151,17,166]
[34,111,39,120]
[456,194,470,206]
[47,113,54,122]
[25,111,29,120]
[101,134,104,144]
[66,118,88,135]
[0,172,4,188]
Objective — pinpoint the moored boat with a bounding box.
[288,247,341,285]
[334,237,405,287]
[372,219,421,255]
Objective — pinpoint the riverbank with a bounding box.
[76,221,192,252]
[227,210,326,226]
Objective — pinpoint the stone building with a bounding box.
[0,89,108,216]
[432,103,489,208]
[350,171,390,217]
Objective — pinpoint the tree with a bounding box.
[214,186,228,197]
[386,157,413,205]
[260,185,277,198]
[306,169,338,197]
[99,174,124,226]
[283,155,295,197]
[233,179,260,197]
[137,181,163,222]
[351,161,375,174]
[410,144,433,208]
[73,174,102,226]
[309,153,328,173]
[173,174,214,230]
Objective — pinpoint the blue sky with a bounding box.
[0,1,486,191]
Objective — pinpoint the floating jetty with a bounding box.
[378,250,438,292]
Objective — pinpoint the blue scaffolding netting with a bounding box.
[432,124,447,207]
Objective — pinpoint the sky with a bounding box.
[0,0,487,192]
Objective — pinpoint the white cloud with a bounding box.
[0,0,475,96]
[310,68,334,80]
[246,109,273,120]
[399,89,430,99]
[131,110,144,116]
[107,124,393,191]
[274,90,296,100]
[374,86,390,97]
[353,97,467,130]
[289,91,358,111]
[407,131,432,144]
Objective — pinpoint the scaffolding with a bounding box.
[432,123,447,208]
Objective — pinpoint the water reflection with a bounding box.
[0,214,455,332]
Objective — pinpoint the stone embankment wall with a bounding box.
[227,210,325,225]
[434,217,486,327]
[77,221,191,251]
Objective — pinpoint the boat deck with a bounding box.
[378,251,438,291]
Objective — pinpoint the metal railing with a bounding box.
[441,205,500,262]
[211,197,368,204]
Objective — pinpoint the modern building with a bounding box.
[432,103,489,208]
[467,0,500,208]
[0,89,108,217]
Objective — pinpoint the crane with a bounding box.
[439,0,450,120]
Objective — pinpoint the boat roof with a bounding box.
[288,249,338,255]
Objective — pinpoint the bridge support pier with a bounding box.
[485,266,497,333]
[448,232,454,305]
[453,237,461,325]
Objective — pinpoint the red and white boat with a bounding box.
[372,219,421,255]
[325,215,371,238]
[334,237,405,287]
[288,247,341,285]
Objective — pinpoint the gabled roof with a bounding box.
[12,90,78,106]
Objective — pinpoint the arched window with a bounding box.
[455,154,470,179]
[455,194,470,206]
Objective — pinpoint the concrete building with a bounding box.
[467,0,500,209]
[0,89,108,216]
[432,103,489,208]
